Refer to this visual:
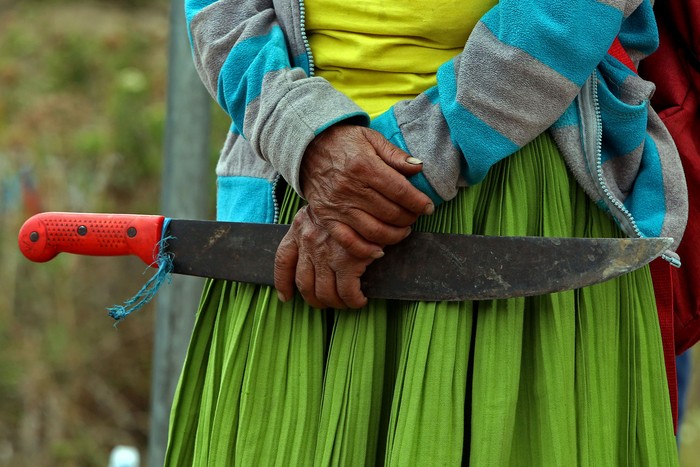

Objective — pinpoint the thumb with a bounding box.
[363,128,425,177]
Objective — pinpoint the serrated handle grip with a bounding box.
[18,212,166,266]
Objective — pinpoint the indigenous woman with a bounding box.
[166,0,688,464]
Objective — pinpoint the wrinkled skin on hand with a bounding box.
[274,124,434,308]
[275,205,375,309]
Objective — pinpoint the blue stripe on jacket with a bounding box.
[480,1,623,86]
[623,135,665,237]
[218,27,290,136]
[437,59,519,185]
[185,0,213,25]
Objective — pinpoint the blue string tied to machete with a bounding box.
[107,217,175,322]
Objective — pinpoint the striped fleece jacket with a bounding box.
[185,0,688,265]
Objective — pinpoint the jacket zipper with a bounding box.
[582,73,678,266]
[588,72,643,238]
[272,0,315,224]
[298,0,315,76]
[272,175,281,224]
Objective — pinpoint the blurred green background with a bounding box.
[0,1,224,465]
[0,1,698,466]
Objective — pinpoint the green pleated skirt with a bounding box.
[164,133,678,466]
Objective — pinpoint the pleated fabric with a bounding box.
[164,132,678,466]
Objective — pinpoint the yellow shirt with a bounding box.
[305,0,497,118]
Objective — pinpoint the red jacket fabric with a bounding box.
[639,1,700,356]
[637,1,699,431]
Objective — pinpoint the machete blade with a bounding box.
[167,220,673,301]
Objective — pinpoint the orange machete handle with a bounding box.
[18,212,166,266]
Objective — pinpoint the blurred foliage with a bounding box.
[0,1,172,212]
[0,1,223,465]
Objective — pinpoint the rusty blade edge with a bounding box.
[166,220,673,301]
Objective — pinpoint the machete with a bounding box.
[18,212,672,301]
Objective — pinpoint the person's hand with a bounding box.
[274,205,373,309]
[300,124,434,259]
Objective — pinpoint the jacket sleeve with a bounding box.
[371,0,649,204]
[185,0,369,194]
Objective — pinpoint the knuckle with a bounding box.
[363,224,388,243]
[344,154,364,171]
[299,230,313,243]
[337,282,366,309]
[273,255,288,272]
[392,181,410,198]
[274,242,297,271]
[382,205,407,225]
[383,145,401,162]
[338,291,360,308]
[317,290,342,310]
[334,204,354,221]
[300,227,320,244]
[295,275,311,294]
[352,162,372,179]
[332,227,356,250]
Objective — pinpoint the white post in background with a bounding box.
[147,0,212,465]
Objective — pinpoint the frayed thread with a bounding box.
[108,218,174,322]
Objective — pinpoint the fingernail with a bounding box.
[403,227,412,239]
[406,157,423,165]
[277,291,288,303]
[425,203,435,215]
[372,250,385,259]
